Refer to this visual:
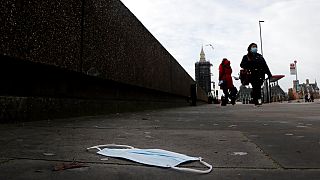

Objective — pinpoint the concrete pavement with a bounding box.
[1,101,320,179]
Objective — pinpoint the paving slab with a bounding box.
[0,126,276,168]
[1,159,320,180]
[1,102,320,179]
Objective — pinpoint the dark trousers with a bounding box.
[222,87,229,105]
[251,78,263,103]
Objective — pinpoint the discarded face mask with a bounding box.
[87,144,212,174]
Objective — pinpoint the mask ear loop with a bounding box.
[171,157,212,174]
[87,144,135,151]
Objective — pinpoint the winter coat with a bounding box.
[240,53,272,81]
[219,59,234,89]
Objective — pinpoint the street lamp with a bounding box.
[259,20,264,56]
[294,60,298,92]
[259,20,269,102]
[206,44,214,50]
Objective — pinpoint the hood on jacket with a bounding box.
[222,58,230,67]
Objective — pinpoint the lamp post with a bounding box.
[259,21,264,56]
[294,60,298,93]
[259,20,269,103]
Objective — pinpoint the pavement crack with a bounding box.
[0,158,13,165]
[243,132,285,170]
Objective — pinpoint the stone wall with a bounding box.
[0,0,207,122]
[0,1,82,71]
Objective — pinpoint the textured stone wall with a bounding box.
[0,0,207,121]
[0,1,82,71]
[82,0,180,95]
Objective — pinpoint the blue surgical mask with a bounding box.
[250,47,258,53]
[87,144,212,174]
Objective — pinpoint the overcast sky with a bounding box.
[120,0,320,93]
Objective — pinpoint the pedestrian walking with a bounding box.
[240,43,272,106]
[219,58,237,106]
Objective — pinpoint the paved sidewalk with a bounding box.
[1,102,320,179]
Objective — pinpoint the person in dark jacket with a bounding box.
[240,43,272,106]
[219,58,235,106]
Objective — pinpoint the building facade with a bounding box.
[298,79,319,99]
[237,85,252,104]
[238,76,287,103]
[195,47,212,95]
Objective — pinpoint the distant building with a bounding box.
[268,79,287,102]
[195,46,212,95]
[297,79,319,99]
[238,75,287,103]
[237,85,252,103]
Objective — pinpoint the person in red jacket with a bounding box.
[219,58,236,106]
